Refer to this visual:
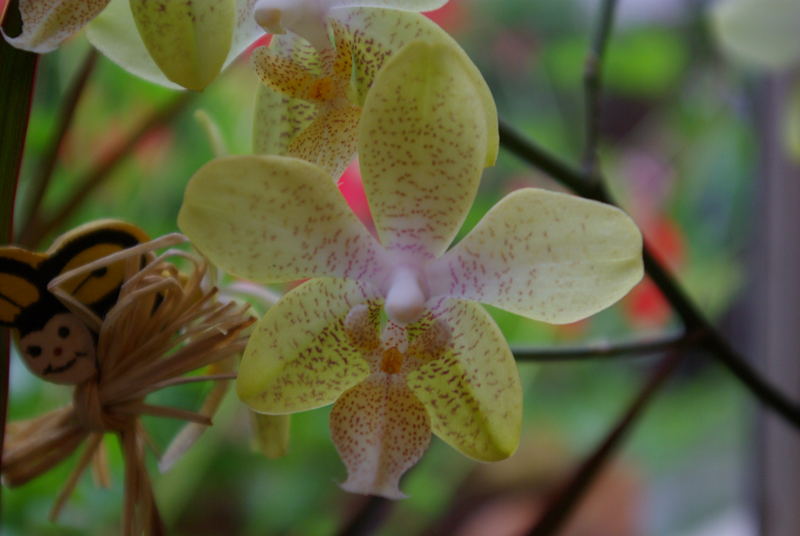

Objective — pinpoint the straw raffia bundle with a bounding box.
[2,233,253,535]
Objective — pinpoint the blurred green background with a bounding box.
[3,0,784,534]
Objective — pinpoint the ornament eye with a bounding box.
[58,326,70,338]
[27,345,42,358]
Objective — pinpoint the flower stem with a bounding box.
[0,0,38,516]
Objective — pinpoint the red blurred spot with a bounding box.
[623,216,685,328]
[424,2,470,34]
[243,34,272,59]
[625,278,671,329]
[337,160,374,233]
[646,218,684,270]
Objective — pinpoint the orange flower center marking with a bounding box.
[380,347,404,375]
[311,77,337,101]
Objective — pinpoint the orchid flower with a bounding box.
[3,0,263,90]
[251,2,497,179]
[179,42,644,497]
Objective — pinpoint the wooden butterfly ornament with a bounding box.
[0,220,147,384]
[1,220,254,535]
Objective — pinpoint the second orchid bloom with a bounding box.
[179,40,644,498]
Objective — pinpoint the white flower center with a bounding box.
[254,0,332,51]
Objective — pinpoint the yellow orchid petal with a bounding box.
[252,45,330,101]
[329,0,448,10]
[331,7,498,165]
[330,373,431,499]
[252,33,359,177]
[430,189,644,324]
[87,0,259,89]
[129,0,236,91]
[252,86,318,156]
[3,0,110,53]
[406,300,521,461]
[179,155,386,283]
[358,41,488,257]
[237,278,377,413]
[86,0,179,88]
[287,105,361,179]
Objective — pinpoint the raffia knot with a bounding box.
[73,381,134,432]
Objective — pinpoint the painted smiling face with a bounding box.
[0,220,149,385]
[18,313,97,384]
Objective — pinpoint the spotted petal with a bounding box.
[359,41,489,258]
[429,189,644,324]
[3,0,110,53]
[128,0,237,91]
[252,87,318,157]
[179,155,387,283]
[406,299,521,461]
[237,278,378,413]
[331,7,498,164]
[87,0,262,89]
[330,373,430,499]
[328,0,447,10]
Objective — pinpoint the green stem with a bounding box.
[0,0,39,517]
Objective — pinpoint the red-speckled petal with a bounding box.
[252,45,329,101]
[237,278,379,413]
[330,373,431,499]
[252,86,319,157]
[428,189,644,324]
[286,105,361,179]
[179,155,388,284]
[329,8,498,165]
[4,0,110,53]
[252,32,358,177]
[406,299,521,461]
[358,41,489,258]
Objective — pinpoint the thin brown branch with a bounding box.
[18,49,98,240]
[513,331,689,362]
[526,351,684,536]
[19,91,194,247]
[581,0,619,176]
